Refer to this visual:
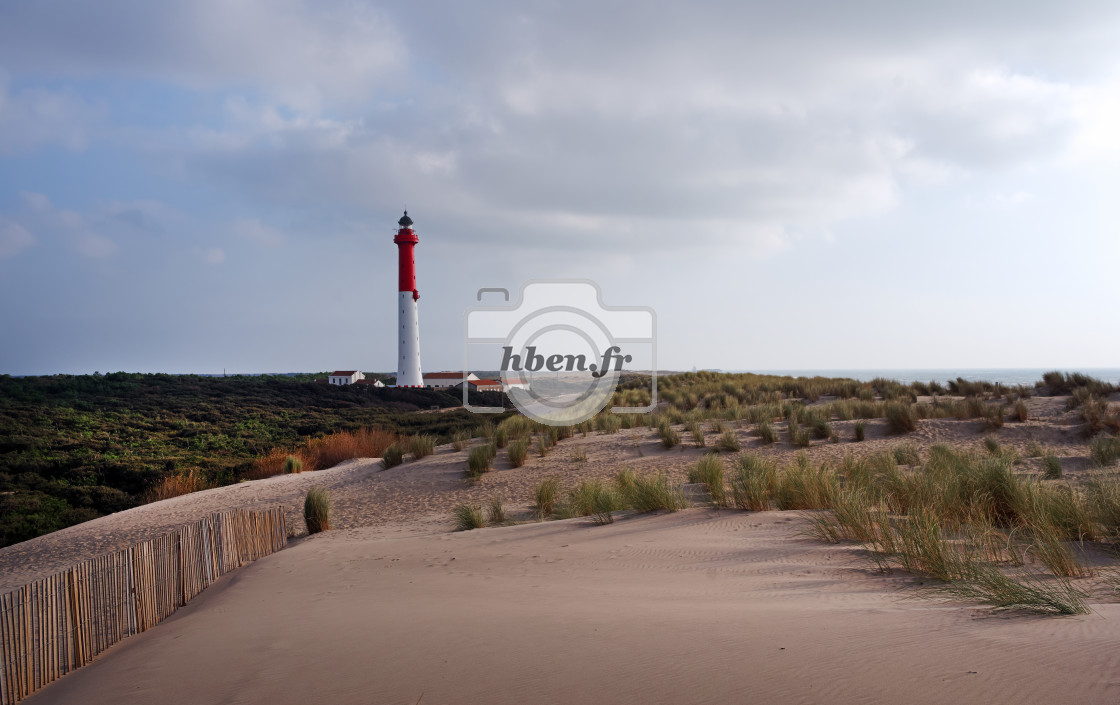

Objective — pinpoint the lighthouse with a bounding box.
[393,210,424,387]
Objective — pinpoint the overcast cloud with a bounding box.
[1,1,1118,374]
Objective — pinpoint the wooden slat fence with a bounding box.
[0,506,287,704]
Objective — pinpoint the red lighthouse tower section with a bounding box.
[394,212,419,301]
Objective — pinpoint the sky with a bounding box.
[0,1,1118,376]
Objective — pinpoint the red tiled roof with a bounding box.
[424,372,470,379]
[330,371,359,376]
[473,379,500,386]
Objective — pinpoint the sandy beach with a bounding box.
[18,509,1120,705]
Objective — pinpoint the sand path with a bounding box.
[20,510,1120,705]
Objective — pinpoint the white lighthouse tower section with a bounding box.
[397,291,423,387]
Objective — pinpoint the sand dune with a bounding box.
[20,510,1120,705]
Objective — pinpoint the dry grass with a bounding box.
[146,470,212,502]
[253,427,399,478]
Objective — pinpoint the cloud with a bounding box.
[0,222,34,258]
[232,218,285,247]
[0,69,102,154]
[10,191,122,258]
[204,247,226,265]
[0,0,406,110]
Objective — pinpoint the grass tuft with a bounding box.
[619,472,689,513]
[534,477,560,519]
[730,455,777,511]
[408,434,437,460]
[453,504,486,531]
[715,429,741,453]
[282,455,303,474]
[304,486,330,534]
[380,444,404,470]
[688,454,728,506]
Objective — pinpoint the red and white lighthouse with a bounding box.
[393,211,424,387]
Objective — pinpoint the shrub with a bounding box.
[494,427,509,449]
[596,413,622,434]
[534,477,560,519]
[508,439,529,467]
[1042,453,1063,479]
[980,405,1006,431]
[466,443,495,481]
[730,455,777,511]
[282,456,303,474]
[619,472,688,513]
[715,429,741,453]
[1090,435,1120,468]
[409,434,437,460]
[304,486,330,534]
[893,442,921,466]
[572,448,588,463]
[790,426,810,448]
[453,504,486,531]
[1013,400,1029,422]
[487,495,506,525]
[380,444,404,470]
[686,419,705,447]
[983,436,1001,455]
[807,414,832,440]
[658,421,681,449]
[854,420,866,442]
[757,420,777,444]
[688,454,727,506]
[885,402,917,434]
[1025,440,1044,458]
[568,479,625,524]
[451,430,471,452]
[775,455,837,510]
[1085,475,1120,540]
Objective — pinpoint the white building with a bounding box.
[422,371,479,388]
[328,370,365,385]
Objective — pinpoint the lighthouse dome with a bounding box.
[398,211,413,227]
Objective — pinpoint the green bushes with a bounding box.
[466,443,496,481]
[757,420,777,444]
[453,504,486,531]
[380,444,404,469]
[688,455,727,506]
[1090,435,1120,467]
[686,419,705,447]
[534,477,560,519]
[730,455,777,511]
[715,429,741,453]
[282,455,303,474]
[1042,453,1063,479]
[658,421,681,449]
[854,420,865,442]
[566,479,625,524]
[487,495,506,525]
[408,434,437,460]
[885,402,917,434]
[508,439,529,468]
[304,486,330,534]
[774,454,836,510]
[618,470,689,513]
[451,430,471,451]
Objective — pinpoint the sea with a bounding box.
[722,369,1120,386]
